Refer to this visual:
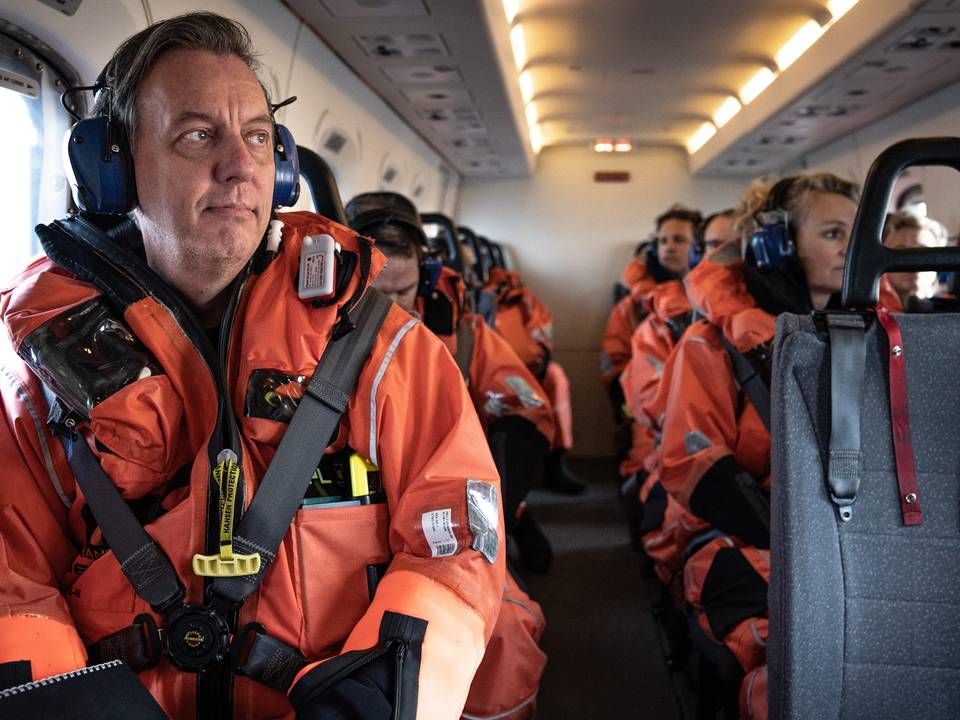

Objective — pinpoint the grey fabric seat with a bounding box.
[768,137,960,720]
[770,312,960,719]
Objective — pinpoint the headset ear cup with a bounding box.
[64,117,137,214]
[272,124,300,208]
[418,257,443,297]
[749,216,793,273]
[688,242,704,269]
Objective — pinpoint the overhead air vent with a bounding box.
[795,103,861,118]
[355,33,450,59]
[321,0,428,18]
[416,106,481,124]
[323,130,348,155]
[412,184,425,198]
[403,87,473,106]
[382,166,398,183]
[891,26,957,51]
[381,64,461,84]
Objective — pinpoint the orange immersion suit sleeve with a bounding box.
[463,315,556,444]
[0,357,87,680]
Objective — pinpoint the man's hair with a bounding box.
[701,208,735,236]
[883,211,923,239]
[369,222,421,261]
[90,12,265,149]
[655,204,703,234]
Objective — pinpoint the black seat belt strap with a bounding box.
[211,288,392,607]
[58,425,185,614]
[717,328,771,432]
[454,317,474,383]
[826,313,867,522]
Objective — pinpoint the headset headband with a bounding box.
[764,176,797,215]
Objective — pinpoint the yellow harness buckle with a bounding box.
[193,449,261,577]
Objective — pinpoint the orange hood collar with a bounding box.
[684,257,775,353]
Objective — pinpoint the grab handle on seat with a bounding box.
[842,137,960,309]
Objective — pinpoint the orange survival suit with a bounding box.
[0,211,505,719]
[416,267,547,720]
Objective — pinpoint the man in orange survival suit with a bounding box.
[345,191,548,719]
[601,205,702,462]
[0,13,503,719]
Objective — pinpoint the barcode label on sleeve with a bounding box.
[422,508,458,557]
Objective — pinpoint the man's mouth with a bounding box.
[206,204,255,217]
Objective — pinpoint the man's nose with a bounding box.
[215,132,258,185]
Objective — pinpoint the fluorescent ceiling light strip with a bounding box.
[529,124,543,153]
[525,102,539,126]
[827,0,858,20]
[510,24,527,70]
[614,141,632,152]
[712,96,742,128]
[594,140,614,152]
[503,0,520,24]
[686,122,716,154]
[775,19,824,71]
[739,67,776,105]
[519,70,534,103]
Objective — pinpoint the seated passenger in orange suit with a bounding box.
[484,266,585,494]
[619,210,736,574]
[0,13,504,720]
[347,191,548,719]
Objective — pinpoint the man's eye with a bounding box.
[249,131,270,145]
[183,129,211,142]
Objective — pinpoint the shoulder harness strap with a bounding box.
[454,318,475,383]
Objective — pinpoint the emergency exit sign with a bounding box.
[594,171,630,183]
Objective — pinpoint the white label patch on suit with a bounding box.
[422,509,458,557]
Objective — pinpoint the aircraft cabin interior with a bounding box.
[1,0,960,718]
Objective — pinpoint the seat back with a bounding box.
[769,137,960,719]
[295,145,347,223]
[770,312,960,719]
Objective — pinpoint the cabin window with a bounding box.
[0,23,76,282]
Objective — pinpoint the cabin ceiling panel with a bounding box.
[695,0,960,176]
[283,0,960,180]
[284,0,534,179]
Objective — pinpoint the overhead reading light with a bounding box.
[739,67,776,105]
[775,19,824,71]
[530,124,543,154]
[519,70,535,103]
[827,0,859,20]
[594,140,614,152]
[713,96,742,128]
[613,140,632,152]
[525,102,539,126]
[503,0,520,24]
[686,122,717,154]
[510,24,527,70]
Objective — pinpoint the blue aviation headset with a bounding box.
[63,78,300,215]
[749,176,797,272]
